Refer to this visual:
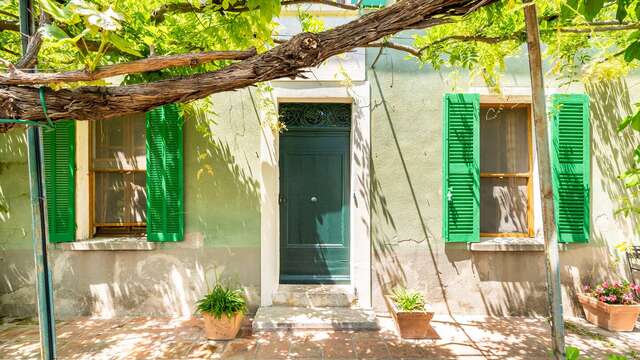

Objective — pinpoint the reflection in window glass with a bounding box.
[480,177,528,234]
[92,114,147,235]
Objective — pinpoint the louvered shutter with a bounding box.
[550,94,590,243]
[42,120,76,243]
[442,94,480,242]
[146,104,184,242]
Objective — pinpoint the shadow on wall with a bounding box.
[367,53,622,318]
[587,79,640,241]
[0,128,37,317]
[50,99,263,319]
[187,101,261,249]
[587,79,640,266]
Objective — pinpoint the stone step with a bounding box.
[252,306,379,331]
[272,285,356,308]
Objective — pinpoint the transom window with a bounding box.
[91,114,147,236]
[479,104,533,237]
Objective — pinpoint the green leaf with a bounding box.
[39,24,69,41]
[633,145,640,163]
[624,41,640,62]
[616,0,628,22]
[86,7,124,31]
[38,0,79,24]
[561,0,580,19]
[631,112,640,131]
[566,346,580,360]
[607,354,629,360]
[107,33,143,57]
[619,114,633,131]
[583,0,605,21]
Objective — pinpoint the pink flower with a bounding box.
[602,281,609,289]
[599,296,606,302]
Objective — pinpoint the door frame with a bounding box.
[259,81,372,308]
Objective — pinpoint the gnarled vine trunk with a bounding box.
[0,0,495,122]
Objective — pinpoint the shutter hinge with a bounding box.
[279,194,286,204]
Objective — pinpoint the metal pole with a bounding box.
[523,1,565,359]
[19,0,57,358]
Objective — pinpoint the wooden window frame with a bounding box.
[90,119,147,236]
[479,102,534,238]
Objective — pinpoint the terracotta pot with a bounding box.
[202,312,244,340]
[577,294,640,332]
[384,295,438,339]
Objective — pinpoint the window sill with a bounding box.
[470,237,548,252]
[57,237,156,251]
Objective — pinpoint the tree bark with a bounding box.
[151,0,359,23]
[0,0,496,122]
[523,1,565,359]
[1,49,257,85]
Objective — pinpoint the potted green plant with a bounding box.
[384,287,438,339]
[578,280,640,331]
[196,284,248,340]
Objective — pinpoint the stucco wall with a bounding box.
[2,40,640,319]
[0,89,263,318]
[367,39,640,316]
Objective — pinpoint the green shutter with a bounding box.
[146,104,184,242]
[42,120,76,243]
[442,94,480,242]
[551,94,590,243]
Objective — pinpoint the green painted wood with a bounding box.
[551,94,590,243]
[146,104,184,242]
[442,93,480,243]
[353,0,387,7]
[42,120,76,243]
[279,128,350,284]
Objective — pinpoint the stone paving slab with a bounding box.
[253,307,379,331]
[0,315,637,359]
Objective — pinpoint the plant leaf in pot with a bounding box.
[196,284,247,340]
[385,287,438,339]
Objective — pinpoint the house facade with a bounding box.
[1,4,639,319]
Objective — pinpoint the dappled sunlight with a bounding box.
[1,315,637,359]
[89,284,116,319]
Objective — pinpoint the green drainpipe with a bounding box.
[19,0,57,358]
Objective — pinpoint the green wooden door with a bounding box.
[279,103,351,284]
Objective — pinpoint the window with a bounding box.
[91,114,147,236]
[479,104,533,237]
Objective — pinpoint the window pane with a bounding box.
[480,107,529,173]
[93,114,146,170]
[480,177,528,234]
[131,115,146,169]
[131,172,147,223]
[95,172,147,225]
[95,172,127,224]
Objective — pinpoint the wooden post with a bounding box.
[523,1,565,358]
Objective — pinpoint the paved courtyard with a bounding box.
[0,314,638,359]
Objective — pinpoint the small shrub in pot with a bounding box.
[384,287,437,339]
[196,284,247,340]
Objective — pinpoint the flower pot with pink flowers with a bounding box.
[578,281,640,332]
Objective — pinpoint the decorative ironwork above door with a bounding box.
[279,103,351,129]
